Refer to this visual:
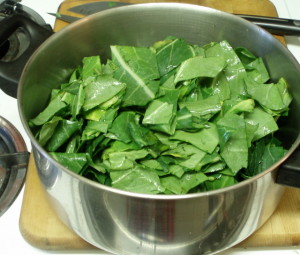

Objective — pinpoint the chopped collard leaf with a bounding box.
[29,37,292,194]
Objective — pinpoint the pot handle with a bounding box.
[0,13,53,98]
[276,148,300,188]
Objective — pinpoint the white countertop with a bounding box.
[1,0,300,254]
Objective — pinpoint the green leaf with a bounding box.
[174,56,226,83]
[107,140,140,153]
[206,41,247,98]
[244,136,287,178]
[245,107,278,141]
[69,68,80,83]
[235,47,257,65]
[82,56,102,79]
[169,165,186,178]
[84,108,106,121]
[111,45,160,106]
[103,149,149,170]
[65,134,80,153]
[179,80,201,102]
[224,98,255,116]
[245,77,292,114]
[140,159,163,171]
[246,57,270,83]
[61,81,81,95]
[83,168,110,184]
[50,152,87,174]
[85,135,110,157]
[143,88,179,135]
[205,174,236,190]
[217,124,235,151]
[46,119,83,151]
[162,143,206,170]
[196,148,221,171]
[176,107,195,130]
[71,83,85,119]
[211,72,231,101]
[29,95,67,126]
[37,116,61,146]
[143,100,174,125]
[171,123,219,153]
[217,113,248,173]
[108,111,136,143]
[83,74,126,111]
[156,38,194,76]
[154,132,180,149]
[82,108,118,140]
[179,94,222,120]
[202,161,227,174]
[161,172,208,194]
[160,176,182,194]
[128,119,159,148]
[110,166,165,194]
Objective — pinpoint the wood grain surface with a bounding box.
[53,0,281,32]
[19,0,300,251]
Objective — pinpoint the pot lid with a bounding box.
[0,116,29,217]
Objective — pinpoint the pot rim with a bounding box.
[18,2,300,200]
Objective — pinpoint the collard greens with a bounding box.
[29,37,292,194]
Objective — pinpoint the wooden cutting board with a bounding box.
[19,0,300,251]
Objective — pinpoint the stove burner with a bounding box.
[0,115,29,217]
[0,27,29,62]
[0,0,29,62]
[0,40,9,59]
[0,0,53,98]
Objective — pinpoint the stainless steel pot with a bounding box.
[18,3,300,255]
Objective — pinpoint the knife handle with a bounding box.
[237,14,300,36]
